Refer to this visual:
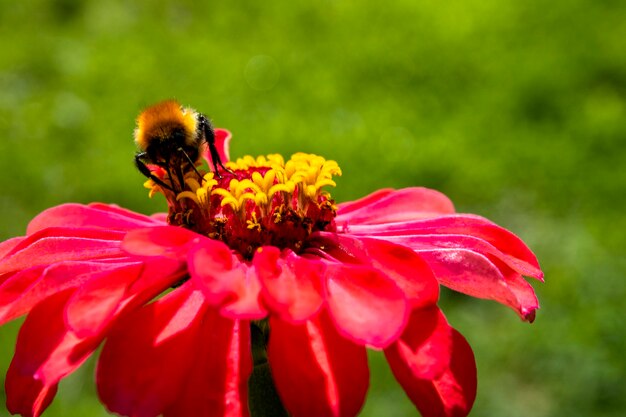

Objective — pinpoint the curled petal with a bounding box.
[254,247,324,323]
[26,203,161,235]
[336,187,455,226]
[379,233,542,281]
[340,213,542,319]
[268,313,369,417]
[488,255,540,322]
[419,249,539,321]
[386,315,476,417]
[344,214,542,281]
[324,262,409,348]
[188,239,266,319]
[97,286,252,417]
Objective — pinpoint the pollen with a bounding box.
[144,151,340,257]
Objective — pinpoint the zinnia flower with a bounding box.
[0,128,542,417]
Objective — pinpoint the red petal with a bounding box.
[214,128,232,162]
[0,236,25,260]
[88,203,166,225]
[97,286,251,417]
[150,212,169,222]
[0,267,46,323]
[26,203,160,235]
[0,261,128,326]
[324,262,409,348]
[6,291,102,417]
[320,234,439,308]
[379,233,542,281]
[63,262,142,336]
[65,257,187,337]
[0,228,126,274]
[387,321,477,417]
[335,188,396,215]
[384,307,453,382]
[268,313,369,417]
[5,378,57,417]
[189,239,266,319]
[344,214,543,281]
[488,255,540,322]
[97,287,203,416]
[339,213,543,319]
[419,248,539,321]
[336,187,455,226]
[122,226,200,259]
[165,312,251,417]
[202,128,232,165]
[254,247,324,323]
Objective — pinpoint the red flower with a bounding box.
[0,129,542,417]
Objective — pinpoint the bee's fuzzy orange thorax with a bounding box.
[134,100,198,150]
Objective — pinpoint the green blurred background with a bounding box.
[1,0,625,416]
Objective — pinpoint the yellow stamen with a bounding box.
[182,152,341,216]
[176,191,200,205]
[268,183,295,199]
[247,212,262,231]
[220,195,239,209]
[144,179,162,198]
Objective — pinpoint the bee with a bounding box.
[133,100,230,192]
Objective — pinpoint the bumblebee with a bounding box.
[133,100,230,191]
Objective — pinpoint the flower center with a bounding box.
[145,152,341,259]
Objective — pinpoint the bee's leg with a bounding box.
[134,153,174,192]
[210,145,235,178]
[178,147,206,182]
[162,156,183,194]
[198,114,234,179]
[174,163,186,193]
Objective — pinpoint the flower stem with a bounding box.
[248,322,289,417]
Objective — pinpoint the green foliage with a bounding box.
[1,0,625,415]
